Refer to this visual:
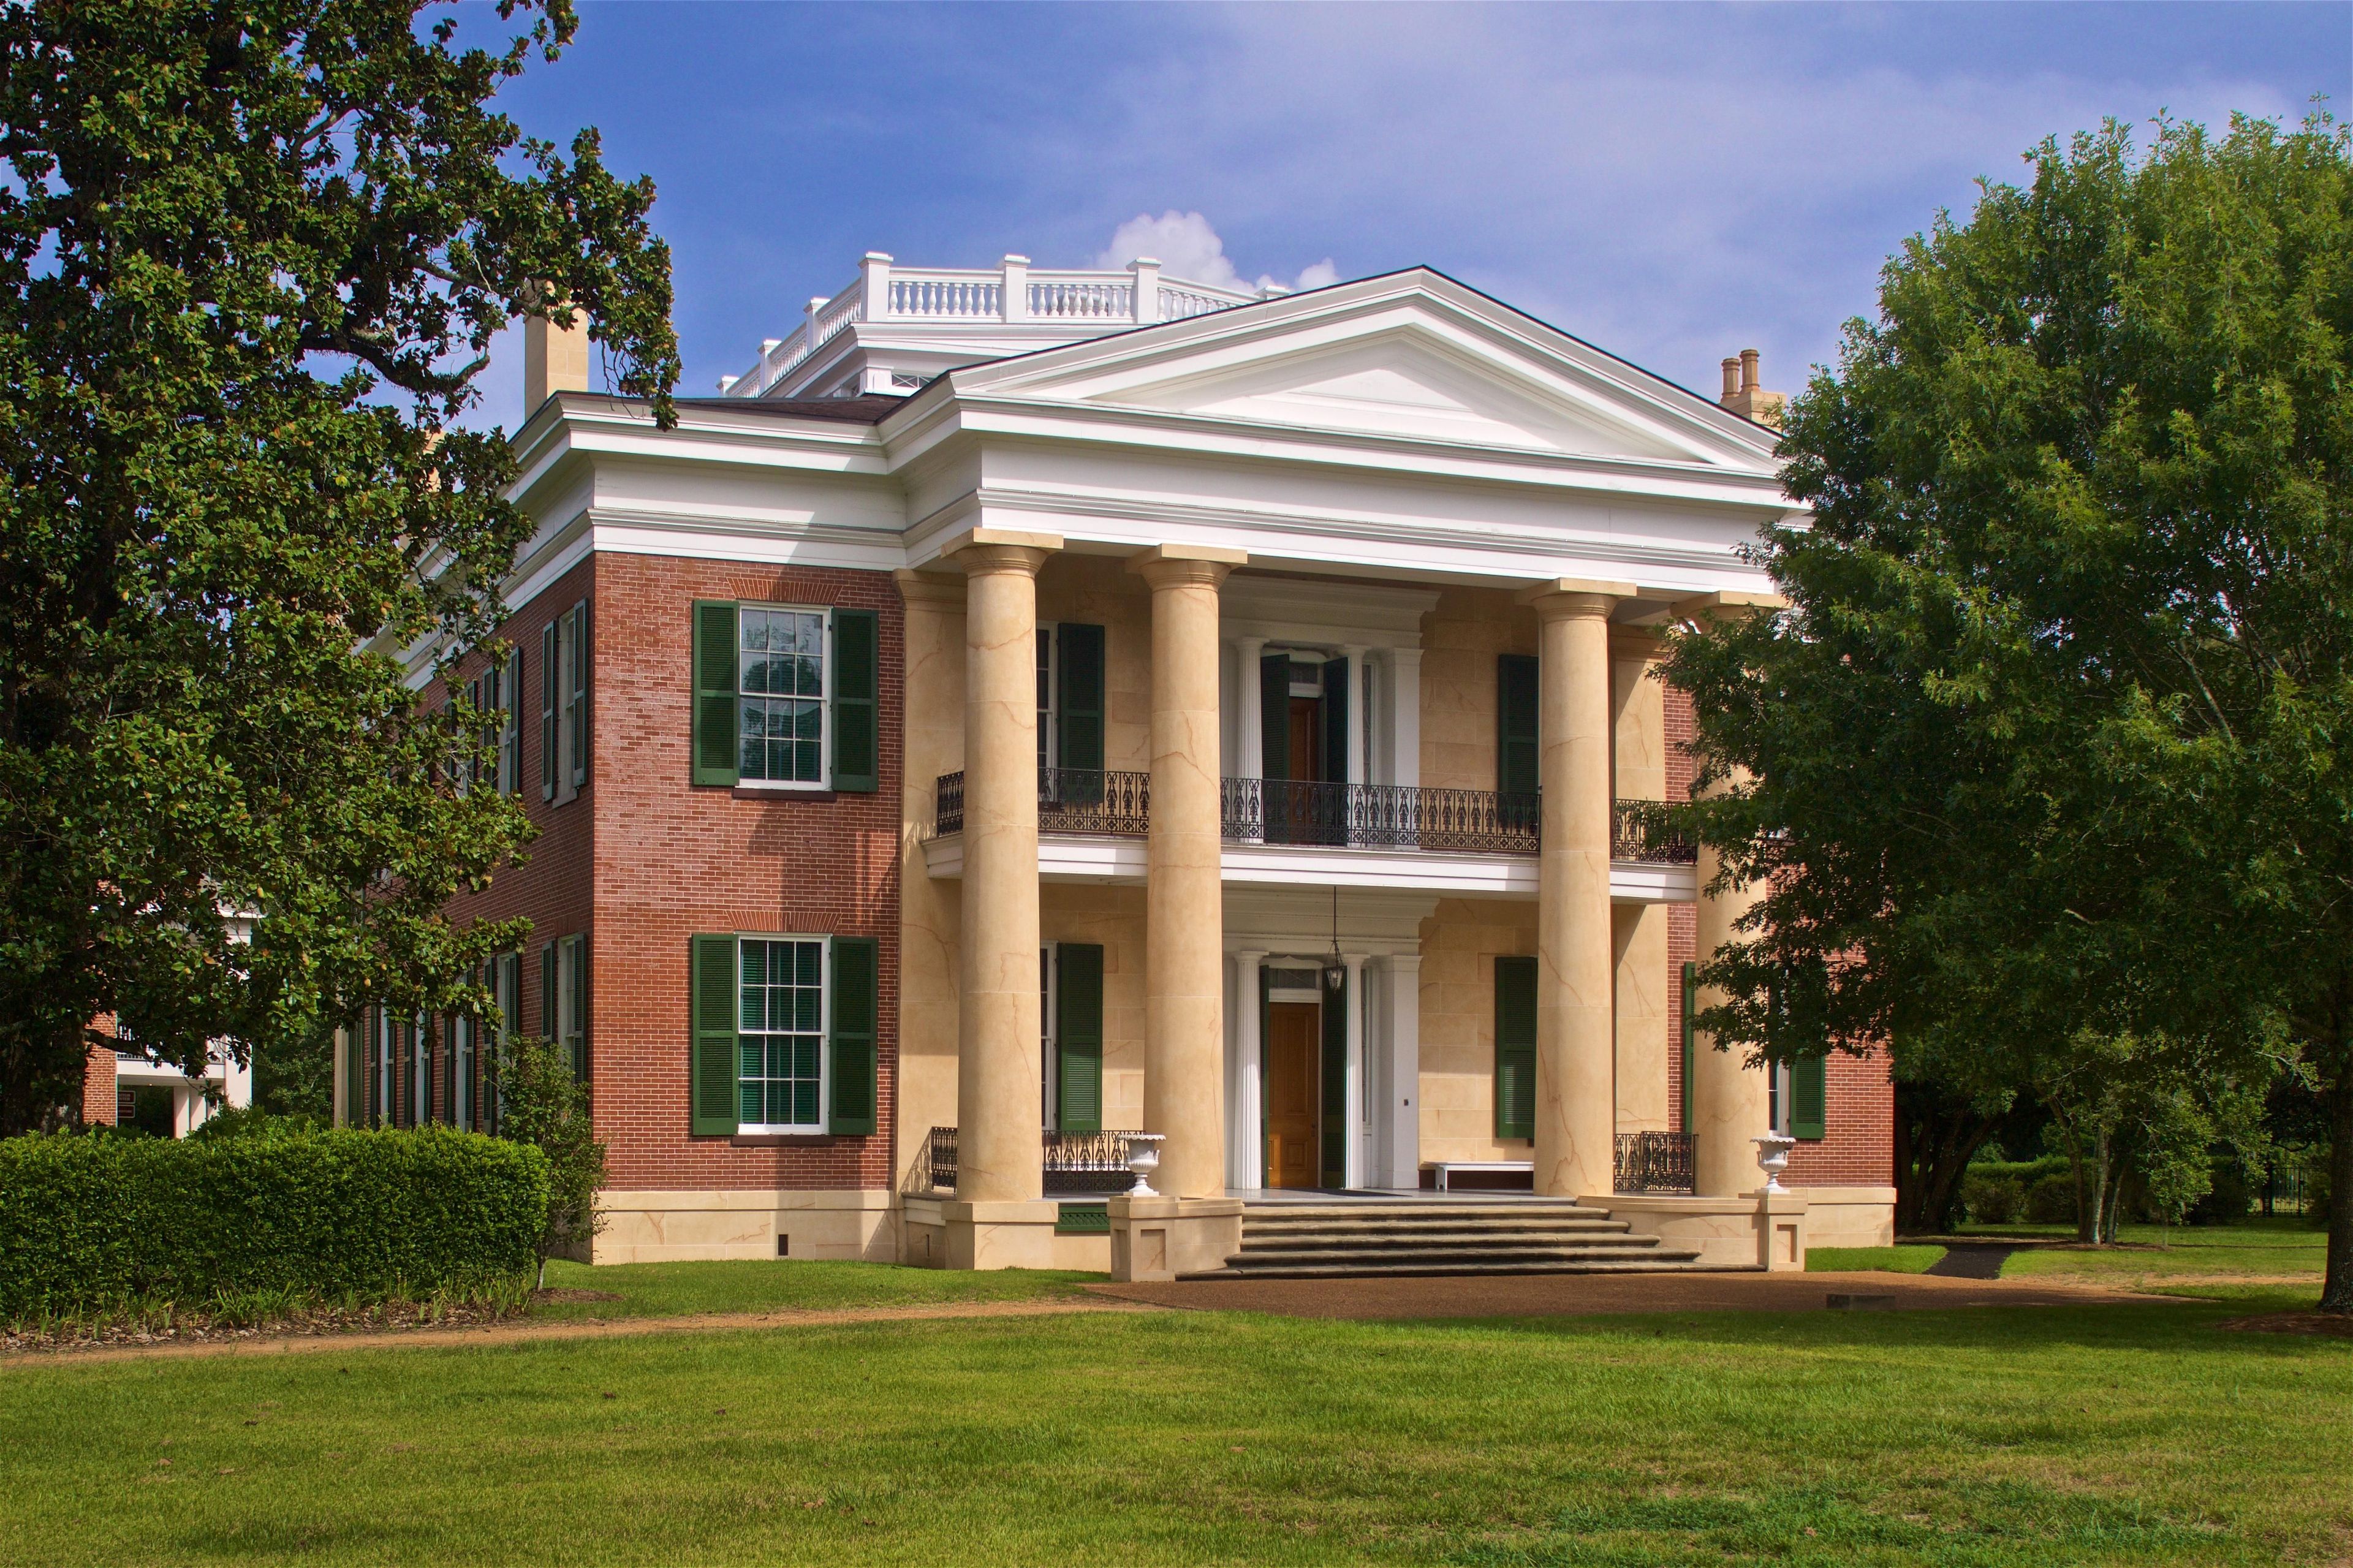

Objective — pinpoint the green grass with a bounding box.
[1806,1244,1946,1274]
[526,1258,1099,1322]
[5,1284,2348,1565]
[1984,1221,2327,1286]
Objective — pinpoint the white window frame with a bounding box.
[1036,624,1058,771]
[556,934,587,1079]
[1039,942,1059,1130]
[735,604,834,792]
[1769,1059,1793,1137]
[735,933,831,1135]
[375,1008,395,1127]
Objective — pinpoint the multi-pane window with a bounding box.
[738,937,825,1129]
[740,608,827,784]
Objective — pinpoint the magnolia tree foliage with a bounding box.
[0,1,678,1133]
[1665,114,2353,1306]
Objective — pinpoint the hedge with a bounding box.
[0,1126,550,1319]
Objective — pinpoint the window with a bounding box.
[1769,1059,1792,1137]
[737,937,825,1131]
[542,602,588,803]
[1036,628,1056,770]
[544,935,588,1081]
[740,608,828,784]
[689,932,877,1138]
[691,602,879,792]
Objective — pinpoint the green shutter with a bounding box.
[567,600,590,789]
[691,600,740,787]
[1680,961,1697,1133]
[832,607,879,792]
[569,937,589,1081]
[690,934,740,1137]
[1055,943,1104,1133]
[1790,1054,1827,1142]
[540,619,558,800]
[1321,656,1349,783]
[1259,653,1290,779]
[1498,653,1539,798]
[827,936,879,1135]
[1494,955,1537,1141]
[1320,970,1349,1188]
[541,942,558,1041]
[1056,624,1105,776]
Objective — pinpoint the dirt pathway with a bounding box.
[3,1295,1161,1369]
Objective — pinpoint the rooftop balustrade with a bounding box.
[929,769,1694,862]
[722,253,1278,398]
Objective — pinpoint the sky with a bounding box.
[464,0,2353,426]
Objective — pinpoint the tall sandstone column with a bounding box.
[952,535,1058,1204]
[1521,579,1632,1200]
[1612,635,1672,1133]
[1678,591,1784,1196]
[1132,545,1245,1200]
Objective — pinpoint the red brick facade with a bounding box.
[428,551,903,1193]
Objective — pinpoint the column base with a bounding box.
[915,1199,1105,1272]
[1108,1195,1244,1282]
[1583,1191,1811,1271]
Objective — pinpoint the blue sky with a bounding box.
[469,1,2352,425]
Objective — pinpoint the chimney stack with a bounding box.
[1718,346,1785,429]
[525,306,591,417]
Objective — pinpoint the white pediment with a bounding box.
[949,271,1781,474]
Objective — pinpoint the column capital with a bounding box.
[1519,577,1635,620]
[893,567,966,607]
[939,526,1063,578]
[1381,951,1423,974]
[1669,589,1786,624]
[1129,543,1246,591]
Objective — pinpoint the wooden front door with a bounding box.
[1265,1002,1321,1189]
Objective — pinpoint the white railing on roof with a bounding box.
[719,252,1276,396]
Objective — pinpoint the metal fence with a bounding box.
[918,1126,1140,1196]
[1614,1130,1696,1194]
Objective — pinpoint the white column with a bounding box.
[803,296,825,357]
[1130,256,1162,323]
[1381,952,1422,1188]
[1000,254,1030,322]
[1235,636,1265,779]
[1388,647,1422,789]
[1342,953,1368,1189]
[1233,949,1265,1190]
[858,252,893,319]
[1342,645,1366,785]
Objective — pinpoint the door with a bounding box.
[1264,1002,1320,1189]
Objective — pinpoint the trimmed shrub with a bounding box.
[1963,1172,2024,1225]
[0,1126,549,1320]
[2025,1170,2079,1225]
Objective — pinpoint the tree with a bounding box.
[0,1,678,1134]
[494,1032,605,1287]
[1665,113,2352,1306]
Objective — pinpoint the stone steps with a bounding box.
[1183,1197,1715,1280]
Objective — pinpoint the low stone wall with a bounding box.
[594,1189,896,1263]
[1794,1185,1898,1249]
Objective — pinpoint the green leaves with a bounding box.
[0,3,675,1129]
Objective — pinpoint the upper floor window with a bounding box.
[542,600,589,805]
[692,600,879,792]
[741,608,828,784]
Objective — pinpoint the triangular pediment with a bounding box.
[947,271,1779,472]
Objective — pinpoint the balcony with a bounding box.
[914,1126,1142,1197]
[929,768,1694,864]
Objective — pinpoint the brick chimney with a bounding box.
[524,307,591,417]
[1718,347,1786,428]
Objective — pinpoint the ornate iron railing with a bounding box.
[919,1126,1140,1196]
[931,772,1694,863]
[1220,777,1542,852]
[1614,1131,1695,1194]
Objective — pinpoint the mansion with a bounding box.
[337,252,1895,1278]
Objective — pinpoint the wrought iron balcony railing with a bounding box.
[917,1125,1140,1197]
[928,771,1694,863]
[1613,1130,1696,1194]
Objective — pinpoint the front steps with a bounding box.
[1181,1198,1711,1279]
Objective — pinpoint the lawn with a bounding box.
[1806,1244,1946,1274]
[528,1257,1099,1322]
[4,1278,2348,1566]
[1976,1221,2327,1286]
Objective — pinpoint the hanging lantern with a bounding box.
[1322,887,1346,993]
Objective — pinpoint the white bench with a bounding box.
[1424,1160,1533,1192]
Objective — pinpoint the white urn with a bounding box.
[1753,1134,1796,1195]
[1124,1132,1165,1198]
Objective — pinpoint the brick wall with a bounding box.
[80,1041,118,1127]
[1661,677,1891,1186]
[584,553,901,1192]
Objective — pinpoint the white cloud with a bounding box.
[1094,210,1340,295]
